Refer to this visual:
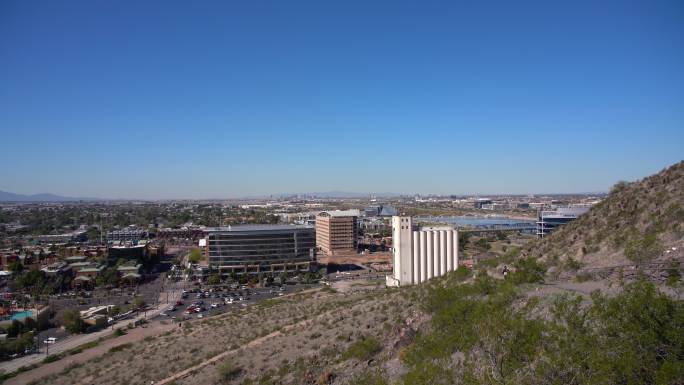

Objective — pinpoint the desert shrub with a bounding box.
[475,238,491,250]
[666,260,681,286]
[501,246,520,263]
[108,343,132,353]
[217,360,242,382]
[43,354,60,363]
[342,336,382,361]
[564,257,582,271]
[351,369,389,385]
[403,278,684,385]
[478,257,500,268]
[454,265,471,280]
[625,231,662,263]
[575,272,593,282]
[510,257,546,284]
[610,180,630,194]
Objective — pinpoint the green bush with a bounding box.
[217,360,242,382]
[564,257,582,271]
[43,354,60,363]
[62,309,84,334]
[575,272,593,282]
[625,231,662,263]
[666,260,681,286]
[475,238,491,250]
[402,278,684,385]
[350,370,389,385]
[342,336,382,361]
[510,257,546,284]
[108,343,132,353]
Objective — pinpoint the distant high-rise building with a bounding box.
[364,204,398,217]
[474,198,492,209]
[315,210,359,256]
[536,206,590,237]
[387,216,459,287]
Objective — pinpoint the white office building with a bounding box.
[386,216,459,287]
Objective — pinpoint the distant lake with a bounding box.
[415,216,535,228]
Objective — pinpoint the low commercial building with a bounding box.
[473,199,492,209]
[34,230,87,244]
[156,227,205,240]
[386,216,459,287]
[315,210,359,256]
[40,262,72,276]
[107,228,147,243]
[74,264,104,279]
[108,244,148,261]
[364,205,398,217]
[536,206,590,237]
[204,225,315,275]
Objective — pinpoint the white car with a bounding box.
[43,337,57,344]
[197,314,203,319]
[160,312,168,317]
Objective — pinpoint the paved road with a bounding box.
[0,279,185,374]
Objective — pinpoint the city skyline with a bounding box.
[1,0,683,199]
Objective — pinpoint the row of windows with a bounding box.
[209,250,309,256]
[209,257,312,266]
[209,236,304,241]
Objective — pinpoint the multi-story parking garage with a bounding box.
[203,225,316,275]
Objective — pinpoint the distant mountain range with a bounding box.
[0,190,100,202]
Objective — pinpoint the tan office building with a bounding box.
[315,210,359,256]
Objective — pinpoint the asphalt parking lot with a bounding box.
[152,283,319,322]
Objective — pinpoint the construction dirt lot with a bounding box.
[317,252,392,266]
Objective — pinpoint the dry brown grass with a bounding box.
[39,283,424,385]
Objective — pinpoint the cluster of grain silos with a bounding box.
[387,216,459,287]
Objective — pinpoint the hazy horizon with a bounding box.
[1,1,682,199]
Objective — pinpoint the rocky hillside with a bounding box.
[524,160,684,271]
[27,271,684,385]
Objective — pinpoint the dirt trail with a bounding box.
[156,289,333,385]
[155,317,315,385]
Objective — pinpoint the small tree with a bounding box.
[132,297,146,310]
[108,305,121,316]
[188,248,203,264]
[63,309,84,334]
[207,273,220,285]
[217,360,242,381]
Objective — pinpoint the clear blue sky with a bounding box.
[1,0,682,199]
